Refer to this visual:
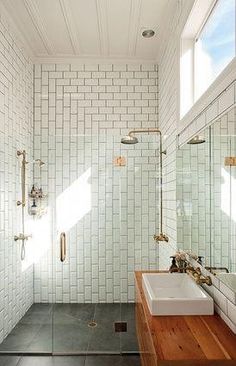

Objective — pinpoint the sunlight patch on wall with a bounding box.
[221,167,236,222]
[56,168,92,233]
[22,207,52,271]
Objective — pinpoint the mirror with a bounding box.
[177,106,236,292]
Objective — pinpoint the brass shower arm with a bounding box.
[128,128,162,137]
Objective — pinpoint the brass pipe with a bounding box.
[17,150,27,207]
[60,232,66,262]
[126,128,168,242]
[16,150,28,260]
[205,266,229,274]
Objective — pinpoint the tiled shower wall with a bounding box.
[33,63,159,303]
[0,15,33,343]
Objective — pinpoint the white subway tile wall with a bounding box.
[0,15,34,343]
[33,63,159,303]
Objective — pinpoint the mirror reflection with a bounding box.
[177,106,236,292]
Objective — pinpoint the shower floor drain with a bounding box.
[88,321,97,328]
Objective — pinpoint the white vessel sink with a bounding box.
[142,273,214,316]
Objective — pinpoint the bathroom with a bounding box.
[0,0,236,365]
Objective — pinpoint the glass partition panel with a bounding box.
[48,133,122,354]
[0,130,159,355]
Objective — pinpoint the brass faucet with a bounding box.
[186,266,212,286]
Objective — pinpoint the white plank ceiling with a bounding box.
[1,0,171,62]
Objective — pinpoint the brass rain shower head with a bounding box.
[187,135,206,145]
[121,135,139,144]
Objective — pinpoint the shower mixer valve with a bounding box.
[14,233,32,241]
[153,233,169,242]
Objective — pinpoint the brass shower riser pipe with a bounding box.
[126,128,168,242]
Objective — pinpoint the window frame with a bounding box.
[180,0,236,120]
[194,0,218,43]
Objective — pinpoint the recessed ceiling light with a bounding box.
[142,29,155,38]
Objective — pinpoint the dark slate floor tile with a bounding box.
[93,304,121,324]
[85,355,140,366]
[120,355,141,366]
[121,304,135,321]
[87,304,122,352]
[19,311,52,326]
[52,356,85,366]
[53,324,91,352]
[120,304,139,352]
[121,332,139,352]
[53,304,95,323]
[0,356,21,366]
[87,324,120,352]
[0,303,139,355]
[18,356,53,366]
[28,304,53,315]
[0,324,41,352]
[27,325,53,353]
[85,355,122,366]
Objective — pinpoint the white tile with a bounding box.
[220,281,236,304]
[206,101,218,124]
[218,85,235,114]
[227,300,236,325]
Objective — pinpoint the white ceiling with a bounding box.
[1,0,172,62]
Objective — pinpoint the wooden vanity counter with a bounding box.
[135,271,236,366]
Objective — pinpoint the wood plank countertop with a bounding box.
[135,271,236,366]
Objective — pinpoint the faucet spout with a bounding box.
[186,266,212,286]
